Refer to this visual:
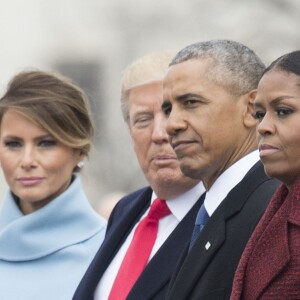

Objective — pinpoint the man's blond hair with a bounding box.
[120,51,176,123]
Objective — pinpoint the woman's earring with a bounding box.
[77,161,84,169]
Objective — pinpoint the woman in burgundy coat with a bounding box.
[230,50,300,299]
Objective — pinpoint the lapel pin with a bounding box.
[205,242,211,250]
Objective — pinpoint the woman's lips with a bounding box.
[17,177,44,186]
[259,144,280,158]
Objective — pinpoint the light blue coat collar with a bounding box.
[0,176,102,261]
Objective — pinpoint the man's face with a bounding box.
[128,81,198,194]
[162,59,249,189]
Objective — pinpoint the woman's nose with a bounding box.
[20,147,37,170]
[257,113,275,136]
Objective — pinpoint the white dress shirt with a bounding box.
[204,150,259,216]
[94,182,205,299]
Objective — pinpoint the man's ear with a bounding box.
[242,89,258,128]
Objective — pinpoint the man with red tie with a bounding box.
[73,51,205,300]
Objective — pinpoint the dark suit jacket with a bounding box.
[230,180,300,300]
[73,186,203,300]
[166,161,280,300]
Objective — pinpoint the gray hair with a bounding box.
[120,51,177,123]
[170,40,265,96]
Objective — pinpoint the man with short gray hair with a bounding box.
[162,40,279,300]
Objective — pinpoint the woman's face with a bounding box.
[254,70,300,187]
[0,109,83,214]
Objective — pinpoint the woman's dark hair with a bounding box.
[264,50,300,77]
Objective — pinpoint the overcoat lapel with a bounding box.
[167,217,226,299]
[92,187,152,270]
[241,185,293,299]
[73,187,152,300]
[105,187,152,246]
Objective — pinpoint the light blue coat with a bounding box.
[0,176,106,300]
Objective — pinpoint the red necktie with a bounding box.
[108,198,171,300]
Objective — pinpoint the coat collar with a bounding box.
[240,179,300,299]
[0,176,105,261]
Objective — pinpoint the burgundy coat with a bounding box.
[231,179,300,300]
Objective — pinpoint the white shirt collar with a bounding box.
[205,150,259,216]
[152,181,205,222]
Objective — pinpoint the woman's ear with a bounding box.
[242,89,258,128]
[76,150,85,164]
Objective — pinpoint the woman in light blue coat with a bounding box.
[0,70,106,300]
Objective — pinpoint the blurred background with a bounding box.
[0,0,299,217]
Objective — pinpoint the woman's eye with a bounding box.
[4,141,21,148]
[39,140,56,147]
[277,108,293,117]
